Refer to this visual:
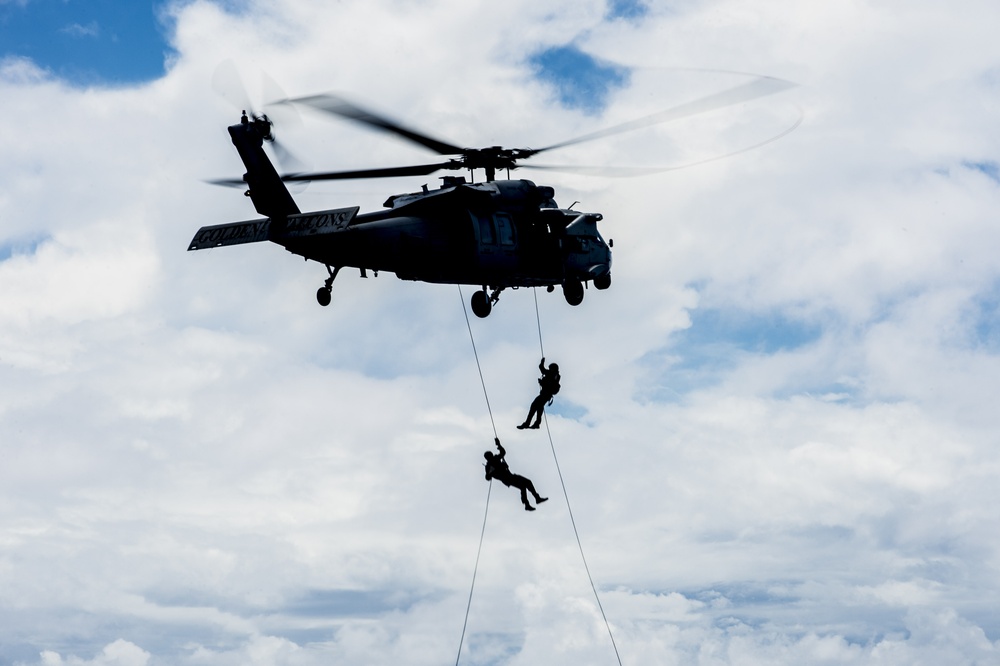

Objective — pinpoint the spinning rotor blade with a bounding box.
[270,139,308,175]
[211,73,798,187]
[206,160,451,188]
[280,161,457,182]
[526,76,798,158]
[212,62,309,173]
[521,104,805,177]
[284,94,466,156]
[212,60,254,116]
[206,177,247,188]
[260,71,302,128]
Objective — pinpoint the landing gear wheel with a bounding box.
[471,289,492,318]
[316,265,341,308]
[563,279,584,306]
[593,273,611,290]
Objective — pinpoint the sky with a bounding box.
[2,0,1000,664]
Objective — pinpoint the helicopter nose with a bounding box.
[588,263,610,278]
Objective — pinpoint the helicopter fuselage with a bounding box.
[189,117,612,317]
[284,179,609,287]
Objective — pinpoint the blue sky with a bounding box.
[0,0,647,87]
[0,0,174,84]
[3,1,1000,665]
[0,0,634,113]
[529,44,630,114]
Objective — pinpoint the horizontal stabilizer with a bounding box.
[188,218,270,250]
[281,207,359,239]
[188,206,360,251]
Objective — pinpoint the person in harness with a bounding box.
[517,357,560,430]
[484,438,548,511]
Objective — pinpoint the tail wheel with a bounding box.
[471,289,492,318]
[316,287,332,307]
[563,279,584,306]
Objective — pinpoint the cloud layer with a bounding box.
[2,0,1000,663]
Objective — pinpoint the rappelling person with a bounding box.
[517,357,560,430]
[484,438,547,511]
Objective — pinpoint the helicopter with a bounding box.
[189,76,795,317]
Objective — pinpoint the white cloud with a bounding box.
[60,22,101,39]
[31,639,149,666]
[2,0,1000,664]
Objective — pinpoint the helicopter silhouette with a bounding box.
[189,76,794,317]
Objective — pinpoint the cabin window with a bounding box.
[495,213,515,246]
[477,215,496,245]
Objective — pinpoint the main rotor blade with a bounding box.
[206,161,455,188]
[205,177,247,188]
[528,76,797,157]
[285,94,466,156]
[522,104,804,177]
[280,161,457,182]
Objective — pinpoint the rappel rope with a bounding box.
[455,285,495,666]
[455,478,491,666]
[454,285,622,666]
[532,287,546,359]
[458,286,498,438]
[534,288,624,666]
[539,410,623,666]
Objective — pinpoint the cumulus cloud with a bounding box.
[2,0,1000,664]
[31,640,149,666]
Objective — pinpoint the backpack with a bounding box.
[541,370,560,395]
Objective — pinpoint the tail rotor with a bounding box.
[212,60,307,176]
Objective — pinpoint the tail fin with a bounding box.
[228,115,300,220]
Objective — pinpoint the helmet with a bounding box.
[550,363,559,372]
